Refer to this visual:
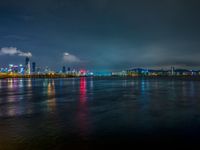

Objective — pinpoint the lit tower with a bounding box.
[25,57,31,75]
[171,66,175,76]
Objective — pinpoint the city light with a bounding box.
[1,57,200,78]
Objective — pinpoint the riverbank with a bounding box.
[0,74,200,80]
[1,74,200,81]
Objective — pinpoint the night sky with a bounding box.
[0,0,200,71]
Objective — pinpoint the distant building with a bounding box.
[32,62,36,73]
[112,71,127,76]
[67,67,70,72]
[36,67,41,73]
[25,57,30,75]
[45,66,50,73]
[171,66,175,76]
[62,66,66,73]
[174,69,192,76]
[127,68,168,76]
[25,57,29,66]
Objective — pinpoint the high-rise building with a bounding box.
[62,66,66,73]
[67,67,70,72]
[25,57,31,75]
[171,66,175,76]
[32,62,36,73]
[25,57,29,66]
[19,64,24,74]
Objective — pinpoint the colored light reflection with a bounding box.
[47,80,56,112]
[80,77,87,103]
[7,78,14,89]
[77,77,91,139]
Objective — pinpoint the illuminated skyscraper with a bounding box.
[171,66,175,76]
[25,57,31,75]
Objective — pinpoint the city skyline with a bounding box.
[0,0,200,71]
[1,56,200,76]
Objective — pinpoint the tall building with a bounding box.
[19,64,24,74]
[62,66,66,73]
[25,57,31,75]
[32,62,36,73]
[171,66,175,76]
[25,57,29,66]
[67,67,70,72]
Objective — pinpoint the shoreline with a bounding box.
[1,75,200,81]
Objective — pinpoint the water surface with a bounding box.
[0,77,200,149]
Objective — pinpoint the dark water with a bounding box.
[1,77,200,149]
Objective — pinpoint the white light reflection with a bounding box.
[27,79,32,87]
[7,78,13,89]
[47,80,56,112]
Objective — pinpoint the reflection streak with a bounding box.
[47,80,56,112]
[77,77,91,139]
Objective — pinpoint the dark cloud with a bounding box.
[0,0,200,70]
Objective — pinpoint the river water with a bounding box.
[0,77,200,149]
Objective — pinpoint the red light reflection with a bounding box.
[77,77,91,139]
[80,77,87,103]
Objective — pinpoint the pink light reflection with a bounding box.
[77,77,91,140]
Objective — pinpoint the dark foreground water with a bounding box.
[1,77,200,149]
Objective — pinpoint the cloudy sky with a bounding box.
[0,0,200,71]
